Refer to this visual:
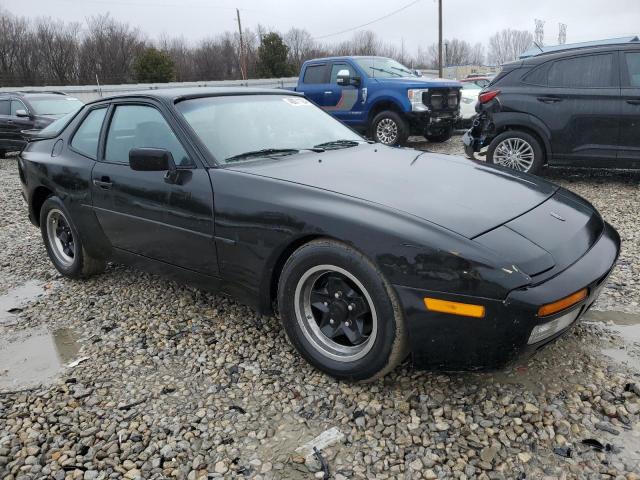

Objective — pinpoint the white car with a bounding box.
[459,83,481,125]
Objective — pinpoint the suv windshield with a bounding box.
[176,95,364,164]
[354,57,416,78]
[29,97,84,116]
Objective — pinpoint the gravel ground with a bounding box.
[1,139,640,480]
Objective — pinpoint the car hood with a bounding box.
[226,144,557,239]
[373,77,462,89]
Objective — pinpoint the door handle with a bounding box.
[93,177,112,189]
[537,96,562,103]
[626,99,640,105]
[324,91,333,95]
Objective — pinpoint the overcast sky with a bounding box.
[2,0,639,54]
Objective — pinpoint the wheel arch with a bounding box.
[367,99,405,126]
[260,234,339,316]
[492,114,552,163]
[30,186,54,226]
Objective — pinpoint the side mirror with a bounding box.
[129,148,176,172]
[414,70,423,77]
[15,109,30,118]
[336,69,351,86]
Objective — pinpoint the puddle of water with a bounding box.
[584,310,640,372]
[0,327,80,391]
[0,280,54,325]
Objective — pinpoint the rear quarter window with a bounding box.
[547,53,615,88]
[303,64,329,84]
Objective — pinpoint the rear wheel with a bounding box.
[487,130,544,174]
[278,239,407,381]
[40,196,105,278]
[371,111,409,146]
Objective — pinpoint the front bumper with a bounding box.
[393,221,620,370]
[406,111,460,134]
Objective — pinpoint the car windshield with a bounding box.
[176,95,364,165]
[29,97,84,116]
[354,57,416,78]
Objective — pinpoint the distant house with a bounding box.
[519,35,639,59]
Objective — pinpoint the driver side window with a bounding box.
[10,100,27,116]
[105,105,193,167]
[330,63,356,84]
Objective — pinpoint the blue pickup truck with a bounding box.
[293,56,462,146]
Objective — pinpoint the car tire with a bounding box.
[40,196,106,279]
[278,239,408,381]
[486,130,544,175]
[371,111,409,146]
[424,125,453,143]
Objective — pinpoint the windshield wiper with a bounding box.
[391,66,415,76]
[225,147,324,163]
[369,66,402,77]
[313,140,362,150]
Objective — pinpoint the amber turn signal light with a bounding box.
[424,298,485,318]
[537,288,588,317]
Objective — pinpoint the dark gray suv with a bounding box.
[0,91,83,158]
[464,39,640,174]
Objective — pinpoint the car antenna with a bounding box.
[533,41,544,53]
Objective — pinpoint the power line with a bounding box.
[312,0,422,40]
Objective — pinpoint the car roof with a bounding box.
[520,36,639,59]
[304,55,394,64]
[0,92,71,100]
[85,86,302,106]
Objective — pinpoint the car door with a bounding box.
[299,63,331,107]
[90,101,218,276]
[10,99,36,149]
[619,49,640,167]
[0,98,15,151]
[325,61,365,126]
[533,52,620,166]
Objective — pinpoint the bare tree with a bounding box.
[488,29,533,65]
[284,28,316,71]
[470,42,485,65]
[79,14,145,84]
[35,19,81,85]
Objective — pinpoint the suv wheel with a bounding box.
[487,131,544,174]
[371,111,409,146]
[278,239,407,381]
[40,196,106,278]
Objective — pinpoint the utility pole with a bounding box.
[236,8,247,80]
[558,23,567,45]
[438,0,443,78]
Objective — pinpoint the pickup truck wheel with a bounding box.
[425,125,453,143]
[40,196,106,279]
[371,111,409,146]
[487,131,544,175]
[278,239,408,381]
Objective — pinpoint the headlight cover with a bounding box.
[408,89,429,112]
[462,97,475,104]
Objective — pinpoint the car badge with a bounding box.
[550,212,565,222]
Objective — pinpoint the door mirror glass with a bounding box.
[336,69,351,86]
[129,148,176,172]
[414,69,423,77]
[15,109,29,117]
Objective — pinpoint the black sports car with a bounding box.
[17,88,620,381]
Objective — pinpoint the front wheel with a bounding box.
[40,196,105,278]
[278,239,407,381]
[371,111,409,146]
[486,130,544,174]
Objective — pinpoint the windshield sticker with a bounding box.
[283,96,311,106]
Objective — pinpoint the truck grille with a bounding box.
[422,89,460,111]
